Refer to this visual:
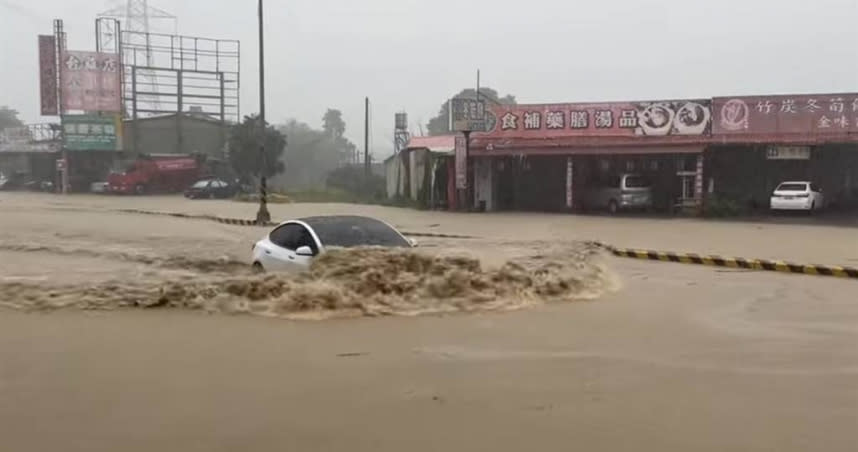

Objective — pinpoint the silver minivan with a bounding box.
[582,173,653,213]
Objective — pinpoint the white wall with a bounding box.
[385,155,407,198]
[473,157,494,211]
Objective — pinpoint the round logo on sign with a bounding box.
[674,102,711,135]
[638,103,676,136]
[720,99,749,131]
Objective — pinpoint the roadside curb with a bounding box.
[591,241,858,280]
[117,209,274,227]
[116,209,476,237]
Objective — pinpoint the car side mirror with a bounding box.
[408,238,418,248]
[295,246,314,257]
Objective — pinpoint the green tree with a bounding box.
[274,119,351,190]
[322,108,357,161]
[322,108,346,139]
[325,165,385,199]
[227,115,286,183]
[0,106,24,130]
[426,88,516,136]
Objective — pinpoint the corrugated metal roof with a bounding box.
[406,135,457,152]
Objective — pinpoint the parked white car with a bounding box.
[251,215,415,272]
[770,181,824,212]
[90,181,109,193]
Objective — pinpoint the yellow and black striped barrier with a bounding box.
[592,242,858,280]
[215,217,271,226]
[117,209,274,227]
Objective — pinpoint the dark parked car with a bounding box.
[184,178,238,199]
[0,171,54,192]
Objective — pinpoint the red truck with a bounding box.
[107,155,202,195]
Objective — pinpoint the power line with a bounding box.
[0,0,43,22]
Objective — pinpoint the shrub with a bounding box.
[704,194,745,217]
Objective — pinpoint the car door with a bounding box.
[291,226,319,270]
[261,223,302,271]
[212,180,226,198]
[263,223,317,272]
[205,180,216,197]
[221,180,233,198]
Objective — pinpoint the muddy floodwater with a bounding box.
[0,245,615,318]
[1,193,857,452]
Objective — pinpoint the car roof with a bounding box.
[779,181,810,184]
[276,215,402,234]
[294,215,390,229]
[276,215,393,228]
[273,215,408,248]
[194,178,227,183]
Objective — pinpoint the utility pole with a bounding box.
[476,69,480,102]
[364,97,370,187]
[55,19,68,194]
[255,0,270,224]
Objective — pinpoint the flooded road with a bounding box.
[1,193,856,451]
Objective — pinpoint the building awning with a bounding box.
[710,132,858,145]
[470,134,708,155]
[471,144,705,156]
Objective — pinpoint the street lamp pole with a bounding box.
[255,0,271,224]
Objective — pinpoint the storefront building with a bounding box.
[709,94,858,210]
[468,98,711,212]
[462,92,858,213]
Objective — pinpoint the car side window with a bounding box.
[269,224,301,250]
[810,183,820,192]
[295,227,319,254]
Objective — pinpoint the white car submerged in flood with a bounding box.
[251,215,415,272]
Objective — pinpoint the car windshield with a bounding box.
[776,183,808,192]
[192,180,211,188]
[301,216,410,248]
[624,175,651,188]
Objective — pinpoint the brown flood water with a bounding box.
[1,193,856,451]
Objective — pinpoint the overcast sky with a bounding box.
[2,0,857,156]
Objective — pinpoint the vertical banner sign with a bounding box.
[694,155,704,203]
[455,134,467,189]
[566,158,573,208]
[60,51,121,112]
[38,35,58,115]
